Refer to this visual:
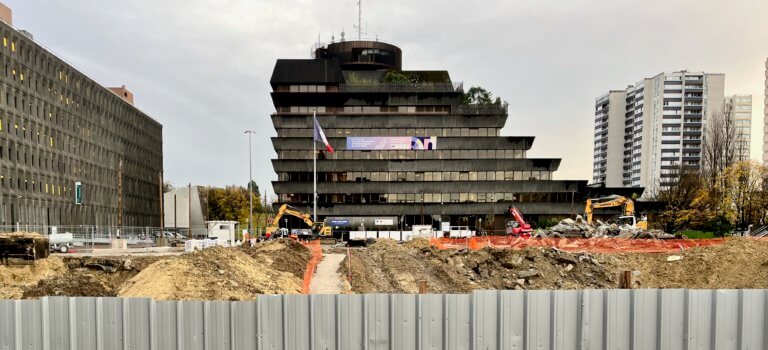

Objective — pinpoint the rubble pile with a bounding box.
[340,238,617,293]
[538,215,676,239]
[341,238,768,293]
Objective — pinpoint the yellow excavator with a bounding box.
[585,195,648,230]
[265,204,332,240]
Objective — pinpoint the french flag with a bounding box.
[313,112,334,153]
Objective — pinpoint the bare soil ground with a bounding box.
[1,239,310,300]
[3,237,767,299]
[340,238,768,293]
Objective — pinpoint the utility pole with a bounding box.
[117,159,123,227]
[158,172,164,230]
[245,130,256,236]
[188,182,192,239]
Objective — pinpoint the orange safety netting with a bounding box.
[301,241,323,294]
[430,237,727,253]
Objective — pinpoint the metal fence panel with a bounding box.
[310,295,337,350]
[1,290,768,350]
[391,294,416,350]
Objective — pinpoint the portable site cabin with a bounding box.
[206,221,238,242]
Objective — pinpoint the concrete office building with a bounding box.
[0,4,163,227]
[269,39,633,231]
[725,94,752,160]
[593,71,724,193]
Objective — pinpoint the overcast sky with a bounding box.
[6,0,768,198]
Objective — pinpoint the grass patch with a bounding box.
[679,230,715,239]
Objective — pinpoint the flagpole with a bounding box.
[313,111,317,223]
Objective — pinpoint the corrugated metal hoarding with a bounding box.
[0,289,766,349]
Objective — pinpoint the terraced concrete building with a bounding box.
[269,39,615,231]
[0,8,163,227]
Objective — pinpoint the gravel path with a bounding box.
[309,253,346,294]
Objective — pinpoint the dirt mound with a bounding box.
[22,272,114,298]
[341,238,768,293]
[341,239,614,293]
[607,238,768,289]
[118,246,302,300]
[240,238,310,278]
[0,257,66,299]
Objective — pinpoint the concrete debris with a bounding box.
[517,269,539,279]
[539,218,677,239]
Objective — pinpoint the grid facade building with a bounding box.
[593,71,724,193]
[0,18,163,226]
[764,58,768,166]
[725,94,752,160]
[269,40,612,231]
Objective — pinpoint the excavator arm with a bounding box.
[505,206,532,237]
[585,196,635,224]
[266,204,326,237]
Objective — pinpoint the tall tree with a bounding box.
[716,160,768,230]
[204,186,254,227]
[702,103,743,188]
[653,167,708,232]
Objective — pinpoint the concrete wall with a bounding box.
[163,186,206,229]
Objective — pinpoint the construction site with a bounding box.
[2,231,768,300]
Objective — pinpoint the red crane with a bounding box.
[505,206,532,238]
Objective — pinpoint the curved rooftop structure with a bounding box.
[315,40,402,71]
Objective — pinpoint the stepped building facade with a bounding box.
[270,39,623,231]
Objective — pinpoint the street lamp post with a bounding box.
[244,130,256,237]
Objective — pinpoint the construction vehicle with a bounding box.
[505,206,532,237]
[49,232,74,253]
[265,204,333,241]
[584,195,648,230]
[0,232,50,265]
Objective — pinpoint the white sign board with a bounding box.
[374,218,394,226]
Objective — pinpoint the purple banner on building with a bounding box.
[346,136,437,150]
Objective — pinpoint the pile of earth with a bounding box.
[118,239,309,301]
[0,257,67,299]
[22,272,113,298]
[340,238,615,293]
[239,238,310,278]
[340,237,768,293]
[606,238,768,289]
[1,239,310,300]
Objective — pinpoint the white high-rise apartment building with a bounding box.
[593,71,724,193]
[764,58,768,166]
[725,94,752,160]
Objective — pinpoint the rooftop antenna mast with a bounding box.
[353,0,367,39]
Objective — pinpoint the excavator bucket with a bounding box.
[0,232,50,265]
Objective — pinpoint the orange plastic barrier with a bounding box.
[432,237,726,253]
[301,241,323,294]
